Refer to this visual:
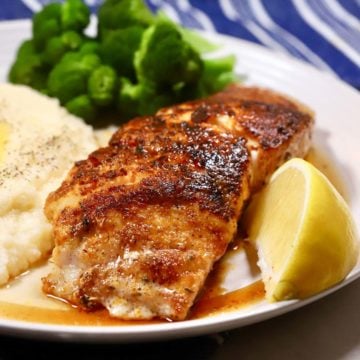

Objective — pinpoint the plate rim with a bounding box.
[0,271,359,343]
[0,19,359,342]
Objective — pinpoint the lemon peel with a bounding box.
[244,158,359,301]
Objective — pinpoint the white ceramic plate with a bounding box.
[0,20,359,343]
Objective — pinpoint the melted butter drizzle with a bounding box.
[190,281,265,319]
[0,146,347,326]
[0,302,161,326]
[0,239,264,326]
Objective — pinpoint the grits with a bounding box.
[0,84,98,285]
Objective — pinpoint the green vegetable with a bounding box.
[117,78,140,119]
[79,40,100,55]
[88,65,118,106]
[155,11,219,54]
[98,0,154,38]
[197,55,238,96]
[181,28,220,54]
[9,0,238,125]
[65,94,96,122]
[9,40,48,91]
[134,19,203,89]
[32,3,62,51]
[47,52,101,104]
[100,26,144,79]
[32,0,89,52]
[118,78,173,120]
[61,0,90,32]
[43,31,83,65]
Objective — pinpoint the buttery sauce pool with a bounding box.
[0,241,265,326]
[0,279,265,326]
[0,147,347,326]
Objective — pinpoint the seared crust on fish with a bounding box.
[43,85,314,320]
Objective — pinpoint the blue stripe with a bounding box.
[310,0,360,52]
[147,1,205,30]
[189,0,262,44]
[145,0,158,14]
[263,0,360,88]
[227,0,312,62]
[0,0,33,20]
[171,1,205,31]
[338,0,360,19]
[0,0,359,88]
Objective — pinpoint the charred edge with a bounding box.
[238,100,312,149]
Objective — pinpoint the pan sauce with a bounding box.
[0,240,264,325]
[0,147,347,325]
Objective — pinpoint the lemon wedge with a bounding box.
[244,158,359,301]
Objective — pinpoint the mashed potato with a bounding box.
[0,84,98,285]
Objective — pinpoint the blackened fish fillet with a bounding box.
[43,85,314,320]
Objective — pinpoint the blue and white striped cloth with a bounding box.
[1,0,359,88]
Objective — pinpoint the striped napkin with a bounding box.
[1,0,359,88]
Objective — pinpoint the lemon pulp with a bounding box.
[244,158,359,301]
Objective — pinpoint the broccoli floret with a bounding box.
[43,31,83,66]
[117,77,174,120]
[61,0,90,32]
[100,26,144,79]
[180,28,220,54]
[134,20,203,89]
[32,0,89,51]
[155,11,219,55]
[117,78,140,119]
[98,0,154,38]
[16,39,38,59]
[47,52,101,104]
[8,40,48,91]
[32,3,62,51]
[65,94,97,122]
[9,0,238,125]
[197,55,237,96]
[88,65,118,106]
[79,40,100,55]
